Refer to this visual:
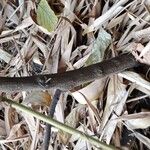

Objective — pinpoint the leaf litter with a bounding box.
[0,0,149,149]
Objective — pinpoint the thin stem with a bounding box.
[2,97,115,150]
[43,89,61,150]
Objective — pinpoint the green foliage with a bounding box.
[37,0,58,32]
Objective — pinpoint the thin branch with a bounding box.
[1,97,115,150]
[0,53,138,92]
[43,89,61,150]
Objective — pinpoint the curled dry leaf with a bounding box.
[72,79,106,104]
[22,113,36,139]
[6,122,25,140]
[118,112,150,129]
[4,107,19,136]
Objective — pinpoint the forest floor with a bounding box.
[0,0,150,150]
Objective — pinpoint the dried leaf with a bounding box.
[58,105,86,144]
[23,91,51,106]
[100,76,128,144]
[72,79,106,104]
[0,48,11,63]
[118,112,150,129]
[107,13,126,29]
[7,122,25,140]
[4,107,19,136]
[0,119,6,137]
[132,132,150,149]
[118,71,150,91]
[83,0,127,34]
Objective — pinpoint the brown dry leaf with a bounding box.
[70,45,88,62]
[0,33,26,43]
[6,121,25,140]
[100,75,128,144]
[59,34,75,69]
[54,92,66,124]
[72,53,91,69]
[4,106,19,136]
[132,27,150,40]
[100,76,127,130]
[58,24,76,70]
[22,112,36,139]
[58,105,86,145]
[23,91,51,106]
[32,51,43,66]
[117,10,149,47]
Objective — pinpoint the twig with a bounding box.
[1,96,115,150]
[0,53,139,92]
[43,89,61,150]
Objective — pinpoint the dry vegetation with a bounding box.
[0,0,150,149]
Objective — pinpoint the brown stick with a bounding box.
[0,53,139,92]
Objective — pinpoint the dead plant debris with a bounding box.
[0,0,149,149]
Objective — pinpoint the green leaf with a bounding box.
[85,28,111,66]
[37,0,58,32]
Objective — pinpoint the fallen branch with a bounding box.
[0,53,139,92]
